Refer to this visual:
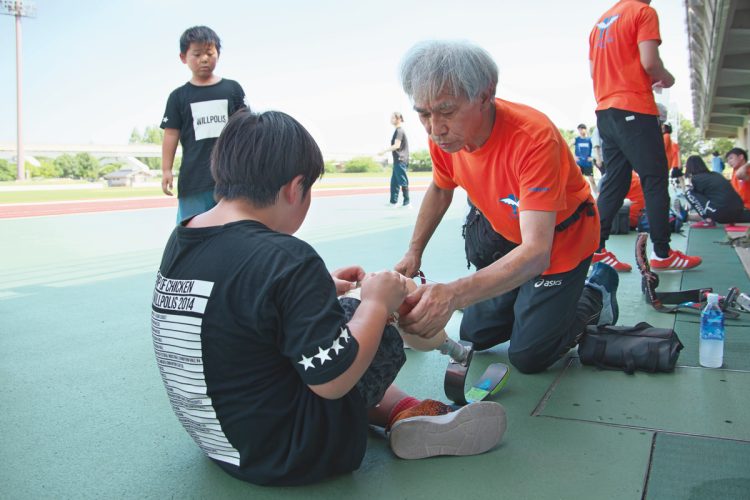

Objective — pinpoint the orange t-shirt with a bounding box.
[626,172,645,227]
[731,168,750,209]
[430,99,599,275]
[663,133,680,168]
[589,0,661,115]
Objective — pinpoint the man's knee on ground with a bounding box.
[507,347,554,374]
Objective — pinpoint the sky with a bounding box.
[0,0,692,159]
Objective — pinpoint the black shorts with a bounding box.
[339,297,405,408]
[578,162,594,176]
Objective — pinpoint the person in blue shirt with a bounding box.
[574,124,597,195]
[711,151,725,174]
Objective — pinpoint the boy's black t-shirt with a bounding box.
[151,220,368,486]
[160,79,246,197]
[691,172,744,213]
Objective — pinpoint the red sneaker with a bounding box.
[690,220,716,229]
[592,250,632,272]
[649,250,702,270]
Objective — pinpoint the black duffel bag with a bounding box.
[578,322,683,374]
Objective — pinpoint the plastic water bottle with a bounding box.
[699,293,724,368]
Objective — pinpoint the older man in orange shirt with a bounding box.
[393,40,619,374]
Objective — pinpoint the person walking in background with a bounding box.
[727,147,750,209]
[683,155,750,227]
[574,124,598,195]
[711,150,725,174]
[160,25,247,224]
[589,0,702,272]
[381,112,411,207]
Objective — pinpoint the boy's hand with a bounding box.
[360,271,409,314]
[162,171,174,196]
[330,265,366,296]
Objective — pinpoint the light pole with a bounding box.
[1,0,36,181]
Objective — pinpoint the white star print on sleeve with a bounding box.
[298,354,315,371]
[314,346,332,365]
[330,338,344,355]
[339,326,351,343]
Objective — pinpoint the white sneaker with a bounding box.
[389,401,507,459]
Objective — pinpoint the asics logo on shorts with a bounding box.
[534,278,562,288]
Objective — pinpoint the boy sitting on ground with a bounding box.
[150,108,507,486]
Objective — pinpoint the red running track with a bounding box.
[0,185,428,219]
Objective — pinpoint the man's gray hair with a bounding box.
[400,40,498,104]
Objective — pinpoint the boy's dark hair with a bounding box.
[662,123,672,134]
[713,151,720,156]
[685,155,709,177]
[180,26,221,54]
[726,147,748,160]
[211,109,324,207]
[577,123,587,130]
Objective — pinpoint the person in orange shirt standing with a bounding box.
[392,40,619,375]
[589,0,702,272]
[662,123,680,172]
[727,148,750,209]
[627,172,645,228]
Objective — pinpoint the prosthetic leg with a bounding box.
[347,274,509,405]
[634,232,740,318]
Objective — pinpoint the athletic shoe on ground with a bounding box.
[388,399,507,459]
[649,249,702,271]
[400,202,412,209]
[690,220,716,229]
[592,249,632,272]
[585,262,619,326]
[386,202,398,208]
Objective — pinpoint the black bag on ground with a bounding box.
[578,322,683,374]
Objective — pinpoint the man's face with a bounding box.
[727,153,747,169]
[413,91,487,153]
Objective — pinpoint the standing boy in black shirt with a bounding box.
[160,25,246,223]
[151,109,507,486]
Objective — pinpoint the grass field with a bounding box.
[0,172,433,204]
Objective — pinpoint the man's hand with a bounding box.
[397,283,455,339]
[330,265,366,296]
[162,171,174,196]
[394,250,422,280]
[360,271,410,314]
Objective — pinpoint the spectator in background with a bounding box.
[684,154,750,227]
[662,123,680,174]
[727,147,750,209]
[574,124,598,195]
[381,112,411,207]
[711,151,725,174]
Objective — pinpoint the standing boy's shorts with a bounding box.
[177,190,217,224]
[577,161,594,176]
[339,297,406,408]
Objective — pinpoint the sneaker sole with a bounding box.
[388,402,507,459]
